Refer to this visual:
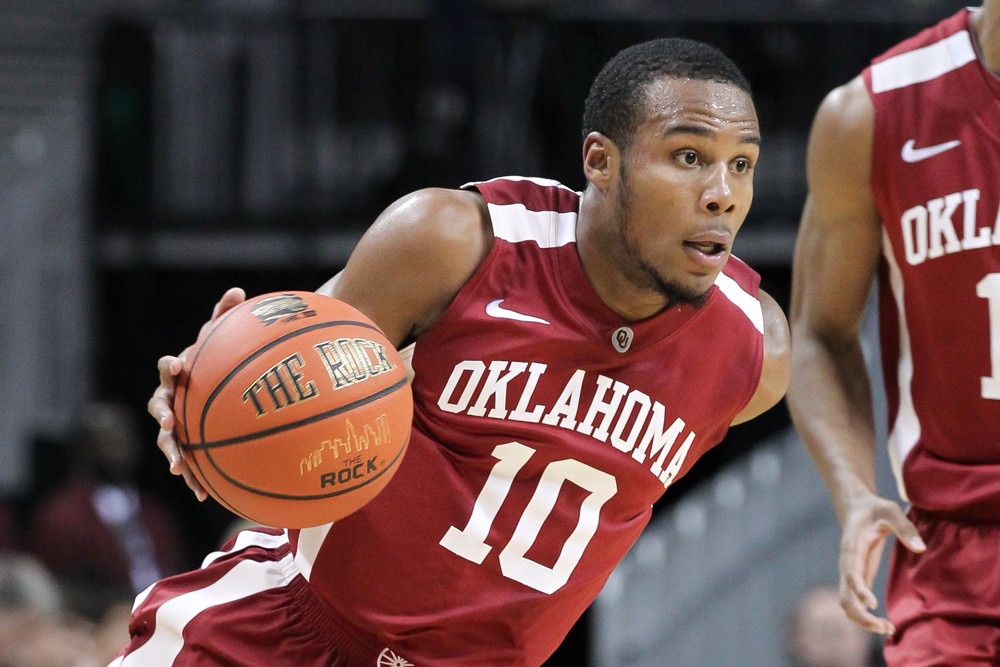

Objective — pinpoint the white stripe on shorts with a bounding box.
[117,553,295,666]
[201,528,288,568]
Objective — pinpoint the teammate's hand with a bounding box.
[837,493,925,635]
[147,287,246,501]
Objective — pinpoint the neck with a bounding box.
[576,189,671,322]
[972,2,1000,75]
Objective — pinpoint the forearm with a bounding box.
[788,333,880,524]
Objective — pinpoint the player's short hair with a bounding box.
[582,37,753,154]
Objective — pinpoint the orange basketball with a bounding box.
[174,291,412,529]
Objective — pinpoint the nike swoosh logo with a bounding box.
[901,138,961,163]
[485,299,550,325]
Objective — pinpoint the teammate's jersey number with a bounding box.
[439,441,617,594]
[977,273,1000,399]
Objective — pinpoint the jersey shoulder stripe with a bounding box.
[870,30,975,93]
[463,176,581,248]
[714,269,763,333]
[462,176,580,213]
[488,204,577,247]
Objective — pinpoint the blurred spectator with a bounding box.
[787,585,885,667]
[29,401,185,620]
[0,552,98,667]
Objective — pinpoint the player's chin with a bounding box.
[682,280,715,308]
[681,266,723,295]
[684,255,730,290]
[653,273,714,309]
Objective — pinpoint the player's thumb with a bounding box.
[892,513,926,553]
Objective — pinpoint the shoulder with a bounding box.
[806,76,875,214]
[811,75,873,157]
[759,290,790,359]
[327,187,494,346]
[375,187,491,246]
[346,187,492,280]
[729,287,789,426]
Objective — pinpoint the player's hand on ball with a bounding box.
[148,287,246,501]
[173,291,412,528]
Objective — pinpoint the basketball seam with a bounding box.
[190,376,409,450]
[203,434,409,501]
[195,318,383,445]
[180,296,385,519]
[180,297,262,517]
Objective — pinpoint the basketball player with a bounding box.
[788,3,1000,664]
[128,38,791,666]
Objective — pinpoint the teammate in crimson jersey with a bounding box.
[126,38,791,666]
[788,3,1000,665]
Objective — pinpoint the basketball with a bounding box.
[173,291,413,529]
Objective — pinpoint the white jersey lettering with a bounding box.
[901,189,999,265]
[438,361,698,489]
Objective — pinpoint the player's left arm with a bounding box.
[730,288,790,425]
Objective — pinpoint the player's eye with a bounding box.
[731,157,752,174]
[675,150,699,166]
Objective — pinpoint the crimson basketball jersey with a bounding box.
[863,8,1000,520]
[287,176,765,665]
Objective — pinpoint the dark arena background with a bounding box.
[0,1,964,664]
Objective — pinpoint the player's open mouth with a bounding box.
[683,241,727,255]
[682,232,731,270]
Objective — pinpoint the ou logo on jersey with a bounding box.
[377,648,415,666]
[612,326,634,353]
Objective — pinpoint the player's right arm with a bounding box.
[148,187,492,501]
[787,75,925,635]
[315,187,492,348]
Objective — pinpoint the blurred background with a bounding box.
[0,0,967,664]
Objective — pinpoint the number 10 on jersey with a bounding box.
[439,442,618,594]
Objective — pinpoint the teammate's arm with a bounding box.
[148,188,492,500]
[730,288,790,425]
[787,76,925,635]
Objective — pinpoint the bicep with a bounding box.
[791,77,882,346]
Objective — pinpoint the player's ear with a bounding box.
[583,132,617,191]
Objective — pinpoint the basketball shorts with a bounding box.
[110,527,414,667]
[883,509,1000,666]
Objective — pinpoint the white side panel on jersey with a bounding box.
[871,30,976,93]
[488,202,577,248]
[881,229,919,502]
[713,271,764,334]
[293,523,334,582]
[117,553,295,666]
[399,342,416,381]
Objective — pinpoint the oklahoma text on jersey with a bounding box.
[437,360,695,489]
[899,188,1000,265]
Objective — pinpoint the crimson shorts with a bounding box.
[110,527,414,667]
[884,509,1000,666]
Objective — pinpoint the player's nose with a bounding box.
[700,163,737,215]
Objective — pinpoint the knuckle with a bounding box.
[157,430,174,449]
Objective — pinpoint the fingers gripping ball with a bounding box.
[174,292,413,529]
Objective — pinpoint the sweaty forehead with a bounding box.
[643,76,758,130]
